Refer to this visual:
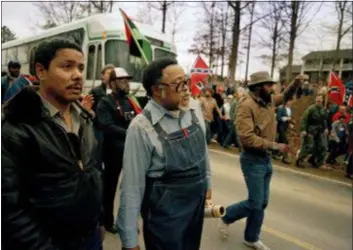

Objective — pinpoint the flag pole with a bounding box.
[119,8,149,65]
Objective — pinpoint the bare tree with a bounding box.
[256,2,287,77]
[148,1,175,33]
[33,1,87,28]
[135,4,154,25]
[189,2,220,69]
[167,3,188,43]
[283,1,321,82]
[244,2,256,81]
[33,1,114,29]
[332,1,353,70]
[215,3,231,77]
[89,1,114,13]
[227,1,247,81]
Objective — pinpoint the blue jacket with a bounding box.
[3,75,32,104]
[276,105,292,133]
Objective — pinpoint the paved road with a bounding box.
[104,149,353,250]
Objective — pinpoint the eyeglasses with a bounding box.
[159,78,190,93]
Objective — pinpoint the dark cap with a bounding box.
[8,60,21,69]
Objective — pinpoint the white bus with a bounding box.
[1,13,177,96]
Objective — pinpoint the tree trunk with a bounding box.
[100,1,104,13]
[221,31,226,77]
[221,10,228,78]
[333,11,344,71]
[209,3,215,68]
[286,1,299,83]
[228,2,241,82]
[245,2,255,81]
[109,0,113,13]
[162,0,167,33]
[270,19,279,78]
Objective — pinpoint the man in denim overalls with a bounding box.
[117,58,212,250]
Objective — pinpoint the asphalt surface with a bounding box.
[103,149,353,250]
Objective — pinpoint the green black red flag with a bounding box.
[120,9,152,64]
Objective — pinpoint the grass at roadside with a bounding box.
[208,143,352,186]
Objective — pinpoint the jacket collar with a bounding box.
[145,98,196,125]
[2,86,92,124]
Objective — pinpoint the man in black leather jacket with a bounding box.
[1,38,103,250]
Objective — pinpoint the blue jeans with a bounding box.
[222,152,272,242]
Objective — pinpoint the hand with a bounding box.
[81,94,94,110]
[205,199,213,208]
[122,246,140,250]
[206,189,212,200]
[100,226,105,242]
[324,129,329,135]
[301,131,307,136]
[277,143,289,153]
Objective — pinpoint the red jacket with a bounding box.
[332,111,351,124]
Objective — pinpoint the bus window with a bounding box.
[87,45,96,80]
[105,40,144,83]
[154,48,176,60]
[29,47,36,76]
[95,44,102,80]
[1,49,7,65]
[7,47,18,62]
[17,44,29,64]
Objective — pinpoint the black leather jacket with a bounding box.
[1,87,103,250]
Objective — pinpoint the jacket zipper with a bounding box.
[46,118,84,172]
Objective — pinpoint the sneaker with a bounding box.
[244,240,271,250]
[218,219,229,240]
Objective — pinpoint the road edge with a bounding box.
[209,148,353,188]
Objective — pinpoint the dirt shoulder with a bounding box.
[208,143,353,186]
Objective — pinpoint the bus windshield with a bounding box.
[154,48,176,60]
[105,39,145,82]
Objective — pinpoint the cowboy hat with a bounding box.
[248,71,275,87]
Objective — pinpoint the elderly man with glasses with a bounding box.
[117,58,212,250]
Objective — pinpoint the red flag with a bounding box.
[190,56,212,96]
[328,71,345,105]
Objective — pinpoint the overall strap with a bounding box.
[190,109,199,124]
[142,109,168,138]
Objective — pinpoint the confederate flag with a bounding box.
[328,71,345,106]
[190,56,212,96]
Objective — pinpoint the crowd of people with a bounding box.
[1,37,352,250]
[194,78,353,179]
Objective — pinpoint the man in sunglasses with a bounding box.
[117,58,212,250]
[96,67,141,234]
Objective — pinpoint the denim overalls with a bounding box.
[141,109,208,250]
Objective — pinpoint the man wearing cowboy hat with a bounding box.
[96,67,142,233]
[218,71,307,250]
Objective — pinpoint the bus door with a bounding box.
[86,42,103,89]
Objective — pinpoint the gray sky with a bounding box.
[2,1,352,80]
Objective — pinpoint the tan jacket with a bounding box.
[236,92,283,151]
